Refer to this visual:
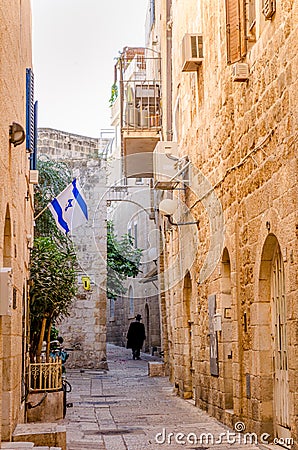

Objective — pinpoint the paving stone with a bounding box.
[61,344,265,449]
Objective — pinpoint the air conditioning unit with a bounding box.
[29,169,39,184]
[232,62,249,81]
[182,34,204,72]
[262,0,276,19]
[153,142,180,190]
[0,268,12,316]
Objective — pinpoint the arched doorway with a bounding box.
[2,205,13,438]
[221,248,234,411]
[258,234,290,440]
[3,205,12,267]
[144,303,150,352]
[128,286,134,317]
[181,272,193,399]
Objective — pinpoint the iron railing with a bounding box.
[29,359,62,391]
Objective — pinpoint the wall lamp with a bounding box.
[159,198,199,226]
[9,122,25,147]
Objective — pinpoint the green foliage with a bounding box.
[29,236,77,358]
[29,159,77,360]
[109,83,118,107]
[107,221,142,300]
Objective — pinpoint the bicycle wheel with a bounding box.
[64,379,72,393]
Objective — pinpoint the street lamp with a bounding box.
[9,122,25,147]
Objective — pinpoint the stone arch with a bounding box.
[144,303,150,352]
[1,204,13,438]
[3,204,12,267]
[254,233,290,439]
[128,285,134,317]
[179,271,193,398]
[220,247,234,411]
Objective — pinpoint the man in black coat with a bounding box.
[126,314,146,360]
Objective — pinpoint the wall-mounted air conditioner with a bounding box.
[153,142,181,190]
[29,170,39,184]
[0,268,12,316]
[232,62,249,82]
[182,34,204,72]
[262,0,276,19]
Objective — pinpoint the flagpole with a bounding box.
[34,204,49,221]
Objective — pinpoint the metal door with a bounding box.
[271,246,290,440]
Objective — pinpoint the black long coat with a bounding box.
[126,321,146,349]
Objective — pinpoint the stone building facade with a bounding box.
[37,128,109,369]
[148,0,298,446]
[106,47,161,354]
[0,0,35,441]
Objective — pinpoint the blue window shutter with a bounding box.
[30,100,38,170]
[26,68,35,153]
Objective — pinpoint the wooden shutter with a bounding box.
[26,68,35,153]
[248,0,256,29]
[31,100,38,170]
[225,0,246,64]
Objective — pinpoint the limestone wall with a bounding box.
[154,0,298,444]
[0,0,34,440]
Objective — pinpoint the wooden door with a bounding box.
[271,247,290,440]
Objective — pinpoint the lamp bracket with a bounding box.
[165,214,199,227]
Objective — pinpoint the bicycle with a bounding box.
[50,337,73,418]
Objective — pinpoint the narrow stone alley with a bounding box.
[62,344,269,450]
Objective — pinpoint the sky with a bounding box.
[32,0,147,138]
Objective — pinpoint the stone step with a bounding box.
[1,443,34,449]
[1,444,61,450]
[12,422,66,450]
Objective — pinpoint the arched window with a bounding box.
[128,286,134,317]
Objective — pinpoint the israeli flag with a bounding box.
[48,178,88,235]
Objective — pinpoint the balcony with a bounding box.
[118,48,161,177]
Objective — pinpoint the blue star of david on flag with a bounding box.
[48,178,88,235]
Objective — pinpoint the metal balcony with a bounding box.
[118,48,161,177]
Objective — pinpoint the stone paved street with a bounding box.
[61,344,269,450]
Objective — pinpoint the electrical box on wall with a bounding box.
[232,62,249,82]
[213,313,222,332]
[29,170,39,184]
[0,268,12,316]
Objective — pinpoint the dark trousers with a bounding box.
[132,347,140,359]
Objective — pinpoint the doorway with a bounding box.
[259,235,290,440]
[145,303,150,352]
[181,272,193,398]
[221,248,234,411]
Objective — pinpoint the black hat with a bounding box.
[135,314,142,321]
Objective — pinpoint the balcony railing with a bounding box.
[29,359,62,392]
[122,80,161,132]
